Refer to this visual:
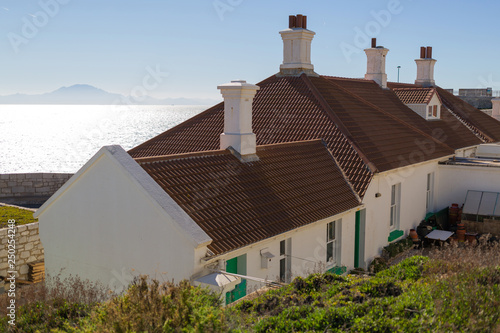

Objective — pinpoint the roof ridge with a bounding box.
[135,149,228,164]
[320,75,368,82]
[135,139,327,164]
[392,87,432,91]
[318,139,364,204]
[322,78,454,153]
[301,74,379,173]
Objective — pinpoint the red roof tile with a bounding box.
[130,75,374,197]
[388,82,500,144]
[130,74,500,198]
[136,140,360,255]
[392,88,437,104]
[435,87,500,142]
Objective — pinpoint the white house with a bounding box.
[35,14,500,303]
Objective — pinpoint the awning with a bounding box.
[194,272,239,287]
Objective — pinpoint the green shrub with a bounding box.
[382,237,413,259]
[377,256,429,281]
[89,276,225,332]
[368,257,388,274]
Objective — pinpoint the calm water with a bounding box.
[0,105,208,173]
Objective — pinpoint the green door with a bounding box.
[225,255,247,305]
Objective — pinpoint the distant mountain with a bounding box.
[0,84,219,105]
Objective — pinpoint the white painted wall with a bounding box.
[197,208,359,294]
[428,94,441,119]
[492,98,500,121]
[406,104,427,119]
[437,164,500,210]
[37,148,207,292]
[405,94,441,120]
[361,159,444,266]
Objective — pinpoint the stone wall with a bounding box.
[462,219,500,236]
[0,222,43,281]
[0,173,73,198]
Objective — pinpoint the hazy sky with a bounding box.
[0,0,499,100]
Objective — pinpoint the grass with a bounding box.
[0,205,38,228]
[1,239,500,332]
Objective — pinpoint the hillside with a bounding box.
[1,242,500,332]
[0,84,219,105]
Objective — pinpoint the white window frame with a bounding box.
[427,104,440,119]
[279,238,291,283]
[426,172,434,213]
[390,183,401,230]
[326,219,342,268]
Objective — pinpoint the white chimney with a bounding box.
[415,46,437,87]
[492,98,500,121]
[218,80,260,156]
[279,14,316,76]
[364,38,389,88]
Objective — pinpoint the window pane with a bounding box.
[327,222,335,241]
[391,185,396,205]
[390,206,395,227]
[280,240,285,256]
[433,105,438,117]
[428,106,432,117]
[280,258,286,282]
[327,242,333,263]
[427,173,431,190]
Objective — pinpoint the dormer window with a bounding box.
[393,87,442,121]
[427,104,439,118]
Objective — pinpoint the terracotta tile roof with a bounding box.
[130,75,374,197]
[388,82,500,144]
[136,140,360,255]
[426,106,483,149]
[435,87,500,142]
[307,76,454,171]
[130,74,474,197]
[130,74,500,200]
[392,88,437,104]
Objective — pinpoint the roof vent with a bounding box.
[415,46,437,87]
[279,14,317,76]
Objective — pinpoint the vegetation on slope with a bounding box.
[1,240,500,332]
[0,206,37,228]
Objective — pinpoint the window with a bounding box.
[426,172,434,212]
[279,238,291,283]
[428,105,439,118]
[390,183,401,229]
[326,221,336,264]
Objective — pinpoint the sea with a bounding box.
[0,105,208,174]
